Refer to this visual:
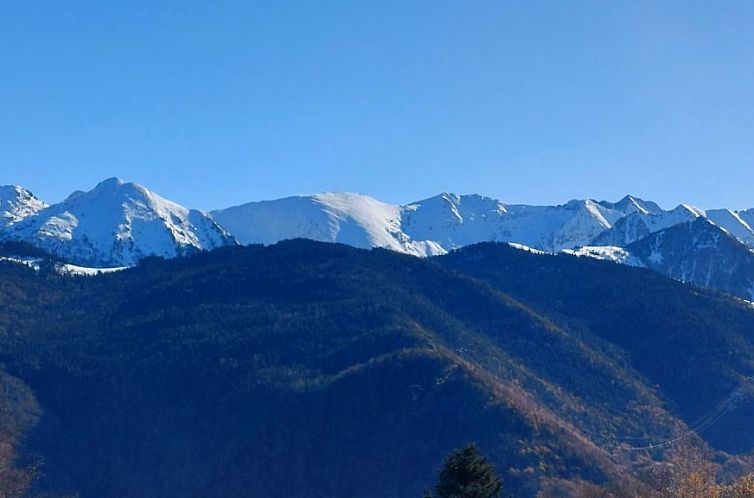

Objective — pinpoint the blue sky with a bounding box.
[1,1,753,210]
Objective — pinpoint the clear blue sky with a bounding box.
[1,1,753,210]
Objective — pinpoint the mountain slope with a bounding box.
[3,178,236,266]
[706,209,754,247]
[2,241,754,496]
[734,209,754,245]
[0,241,754,498]
[438,242,754,454]
[623,218,754,301]
[0,241,641,497]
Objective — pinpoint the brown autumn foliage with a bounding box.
[641,442,754,498]
[537,439,754,498]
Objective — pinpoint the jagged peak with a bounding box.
[597,194,663,215]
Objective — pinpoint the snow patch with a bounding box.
[0,256,43,271]
[57,264,128,276]
[507,243,548,255]
[562,246,645,267]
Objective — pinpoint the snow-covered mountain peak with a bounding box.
[0,185,48,227]
[54,178,200,234]
[3,179,235,266]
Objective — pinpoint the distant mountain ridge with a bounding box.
[2,178,753,301]
[213,190,754,257]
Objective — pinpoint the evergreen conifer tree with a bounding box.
[428,443,503,498]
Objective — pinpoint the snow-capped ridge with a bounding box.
[214,191,691,257]
[5,179,753,285]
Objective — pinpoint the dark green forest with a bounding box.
[1,240,754,497]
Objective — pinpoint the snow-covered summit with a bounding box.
[211,192,445,257]
[3,178,236,266]
[0,185,48,227]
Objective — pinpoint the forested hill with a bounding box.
[1,240,754,497]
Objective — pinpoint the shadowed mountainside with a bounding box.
[1,240,753,497]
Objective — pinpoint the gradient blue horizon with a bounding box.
[1,1,753,211]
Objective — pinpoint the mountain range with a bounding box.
[2,178,754,300]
